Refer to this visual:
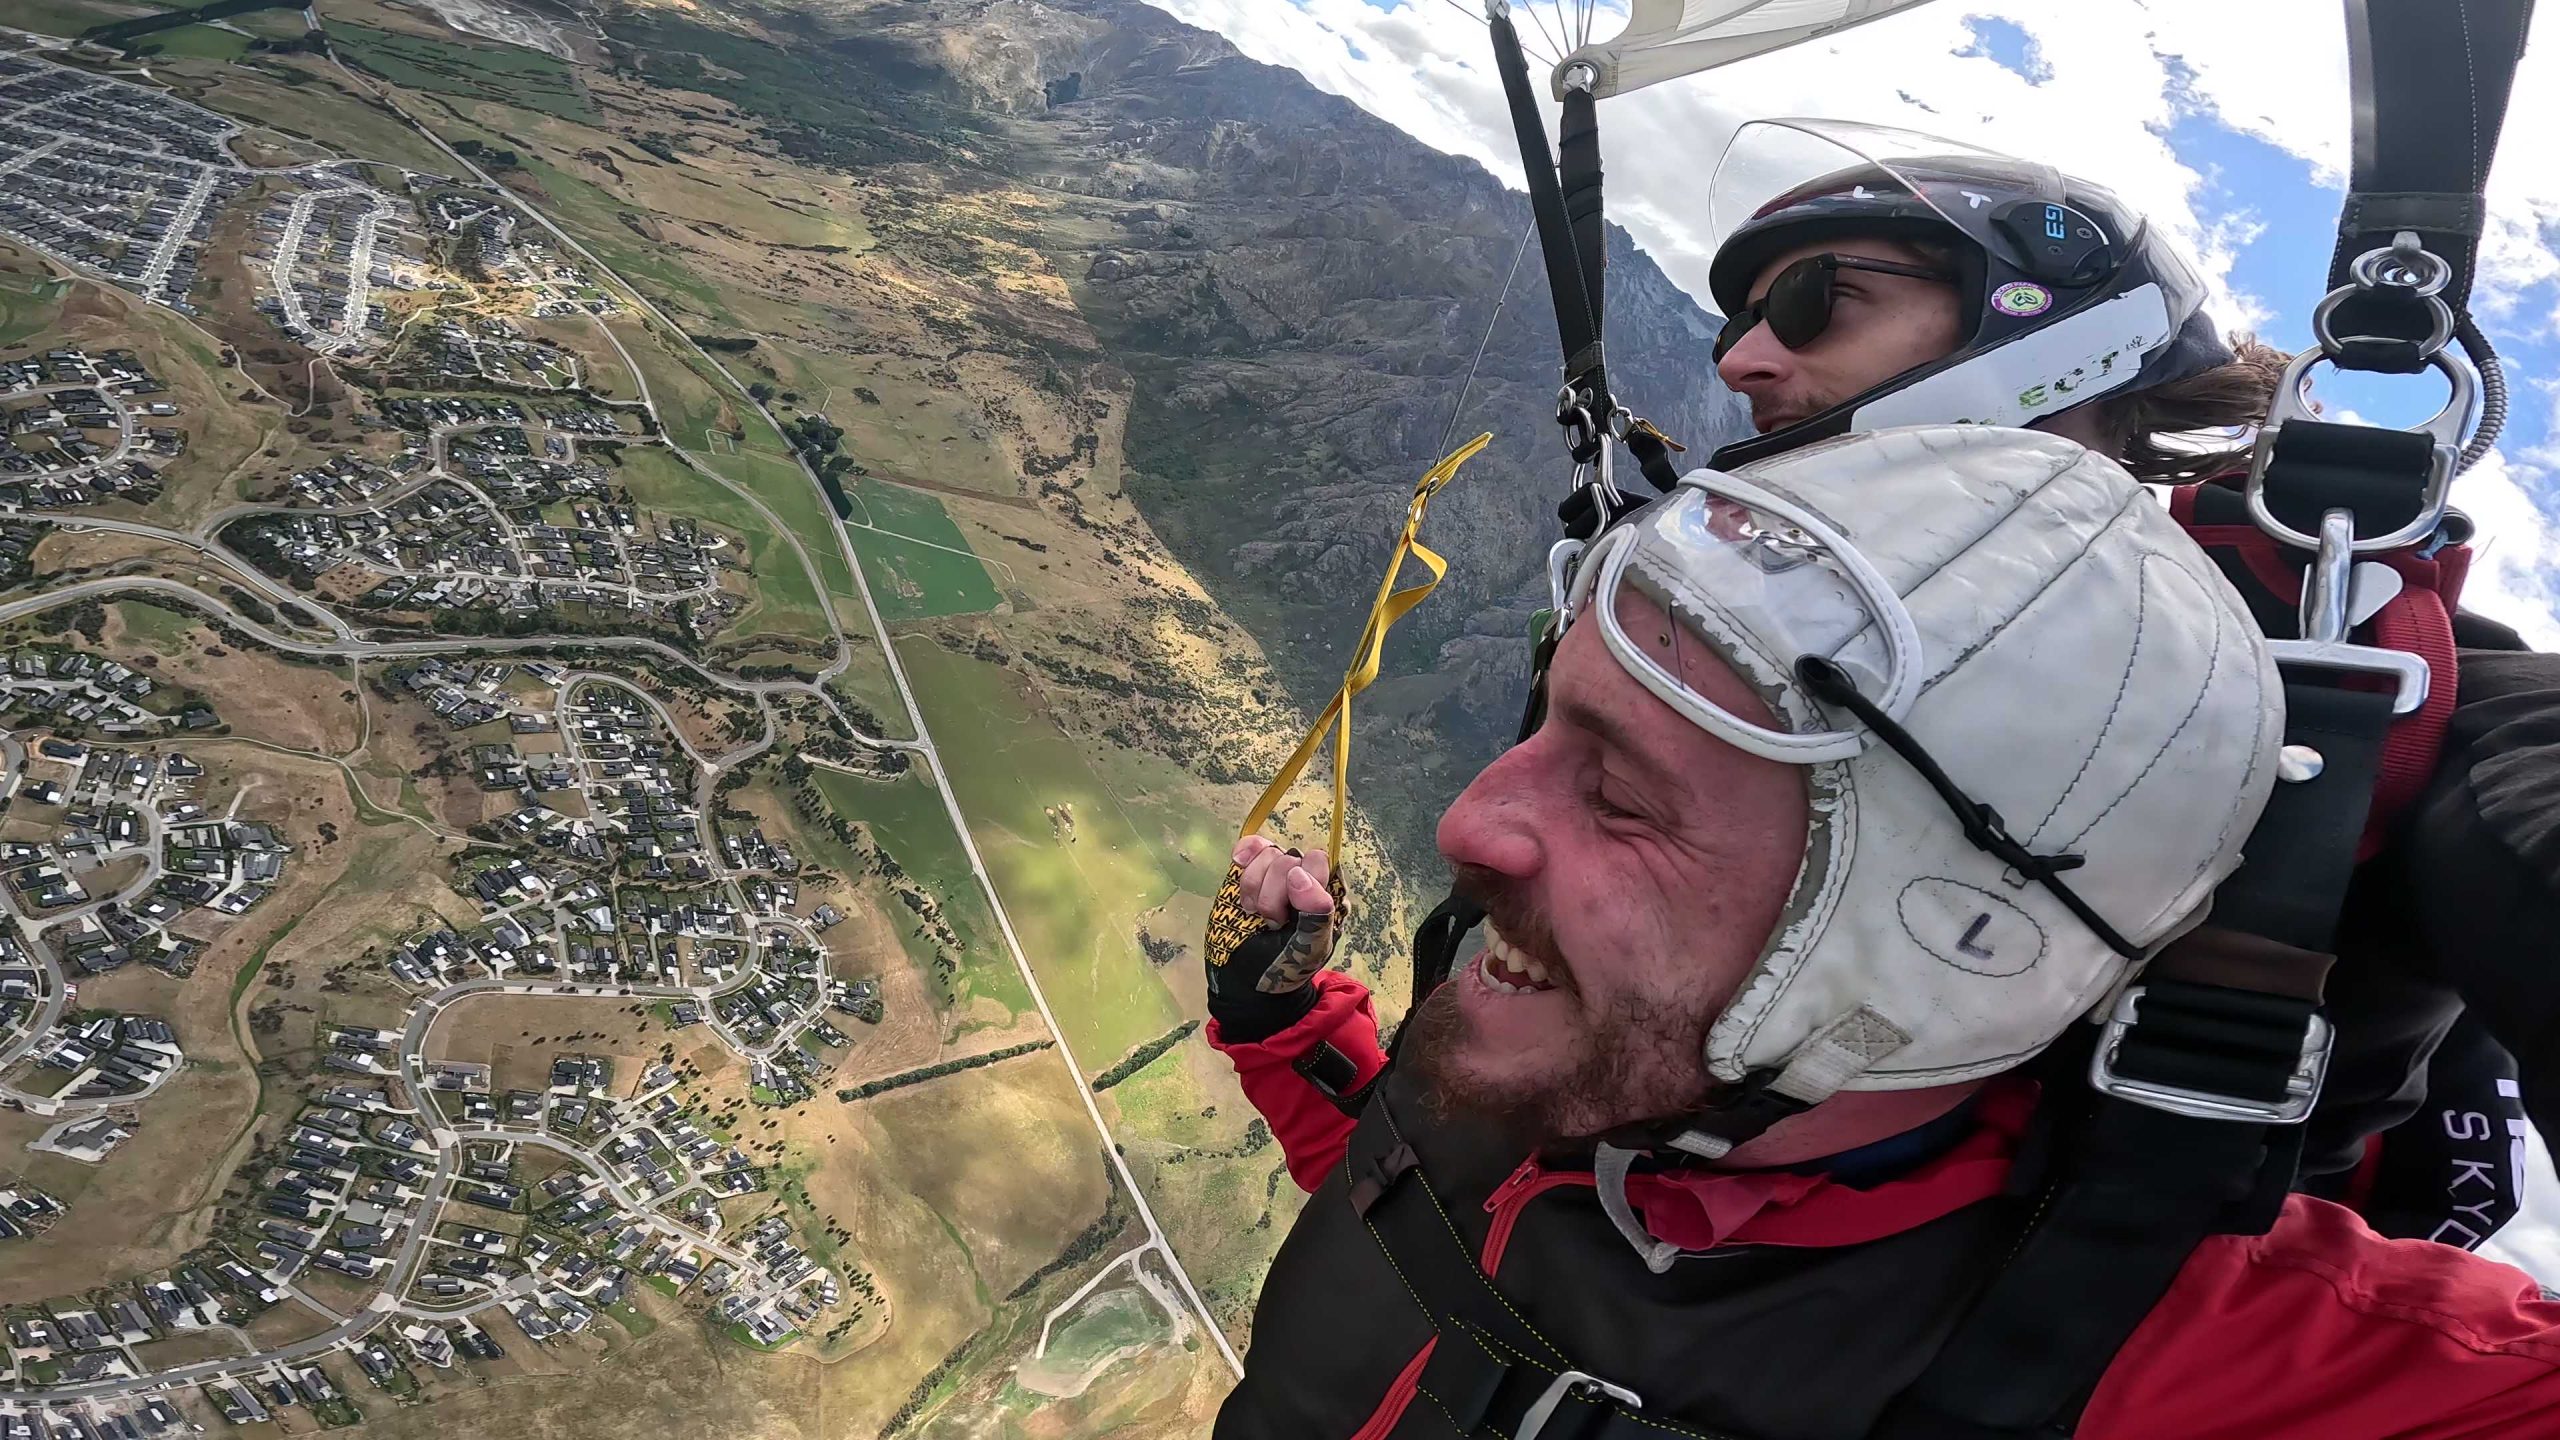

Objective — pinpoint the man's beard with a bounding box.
[1398,929,1710,1148]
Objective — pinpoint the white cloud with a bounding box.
[2447,440,2560,650]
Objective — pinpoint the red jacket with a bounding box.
[1213,971,2560,1440]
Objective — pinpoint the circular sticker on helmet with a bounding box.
[1992,282,2053,317]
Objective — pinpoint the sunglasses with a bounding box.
[1713,253,1956,363]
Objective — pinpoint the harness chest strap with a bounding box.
[1342,1097,1699,1440]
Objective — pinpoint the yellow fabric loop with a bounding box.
[1239,432,1493,862]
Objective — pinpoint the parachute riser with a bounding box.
[1487,2,1683,530]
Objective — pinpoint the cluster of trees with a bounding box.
[1162,1119,1272,1167]
[1135,929,1187,967]
[1090,1020,1198,1091]
[835,1039,1051,1103]
[880,1326,996,1438]
[452,138,522,170]
[1002,1181,1129,1301]
[779,414,860,519]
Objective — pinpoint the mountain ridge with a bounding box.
[870,0,1755,847]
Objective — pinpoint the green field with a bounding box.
[110,600,203,653]
[824,622,913,741]
[129,23,252,60]
[326,22,597,122]
[182,60,460,175]
[602,322,884,619]
[894,638,1226,1065]
[610,445,829,651]
[1,0,182,38]
[512,155,746,329]
[0,274,72,349]
[807,763,1026,1019]
[843,478,1000,622]
[751,340,1015,500]
[230,6,310,38]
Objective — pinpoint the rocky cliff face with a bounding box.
[810,0,1754,848]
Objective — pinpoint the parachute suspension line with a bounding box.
[1517,0,1569,71]
[1449,0,1558,67]
[1434,220,1539,463]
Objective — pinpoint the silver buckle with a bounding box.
[2262,507,2431,714]
[2087,985,2333,1124]
[1518,1370,1642,1440]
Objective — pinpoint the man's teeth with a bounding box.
[1477,922,1557,994]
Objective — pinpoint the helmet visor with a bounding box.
[1706,119,2080,307]
[1571,470,1923,765]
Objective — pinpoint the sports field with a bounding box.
[844,478,1002,621]
[325,21,596,122]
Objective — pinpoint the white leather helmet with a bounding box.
[1568,425,2283,1140]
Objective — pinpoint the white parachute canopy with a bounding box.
[1553,0,1945,100]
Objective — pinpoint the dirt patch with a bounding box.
[359,689,512,834]
[425,994,715,1096]
[96,603,363,754]
[27,527,183,576]
[243,1296,340,1348]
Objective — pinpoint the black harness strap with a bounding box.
[2250,421,2440,543]
[1877,1092,2305,1440]
[2326,0,2532,346]
[2209,682,2398,951]
[1346,1097,1710,1440]
[1489,9,1608,450]
[1557,81,1607,385]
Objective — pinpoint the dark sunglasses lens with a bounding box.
[1714,307,1761,362]
[1765,259,1837,350]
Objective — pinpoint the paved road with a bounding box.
[0,575,913,751]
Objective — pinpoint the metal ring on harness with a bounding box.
[2348,233,2452,297]
[2311,283,2455,360]
[2243,344,2473,554]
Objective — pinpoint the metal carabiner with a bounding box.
[2243,343,2474,554]
[2262,507,2432,714]
[2297,508,2357,646]
[1547,538,1585,627]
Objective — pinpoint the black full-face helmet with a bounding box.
[1702,120,2233,469]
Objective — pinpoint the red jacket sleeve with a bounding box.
[2084,1196,2560,1439]
[1208,970,1386,1192]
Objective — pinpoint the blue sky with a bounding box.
[1144,0,2560,1276]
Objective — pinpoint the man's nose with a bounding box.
[1716,318,1793,394]
[1437,741,1551,881]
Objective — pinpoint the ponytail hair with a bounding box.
[2099,335,2291,484]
